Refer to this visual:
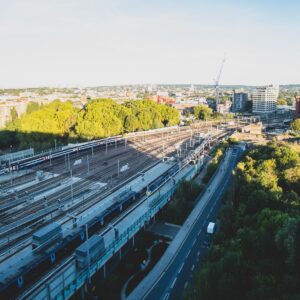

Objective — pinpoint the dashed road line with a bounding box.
[171,277,177,289]
[163,292,169,300]
[191,265,195,271]
[178,262,184,273]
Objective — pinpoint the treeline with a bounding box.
[186,143,300,300]
[0,99,179,150]
[291,118,300,131]
[159,180,203,225]
[160,140,235,225]
[202,141,230,184]
[192,104,233,121]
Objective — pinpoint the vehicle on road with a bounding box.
[207,222,216,234]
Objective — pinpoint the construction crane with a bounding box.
[214,55,226,111]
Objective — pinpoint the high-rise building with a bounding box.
[252,85,279,114]
[295,96,300,119]
[232,90,249,112]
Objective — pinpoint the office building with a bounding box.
[232,91,249,112]
[252,85,279,114]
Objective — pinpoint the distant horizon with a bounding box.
[1,83,300,90]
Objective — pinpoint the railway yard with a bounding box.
[0,125,229,299]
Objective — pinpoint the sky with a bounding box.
[0,0,299,88]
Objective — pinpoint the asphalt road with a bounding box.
[141,147,241,300]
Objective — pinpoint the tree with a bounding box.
[291,119,300,131]
[283,166,300,195]
[193,105,212,120]
[124,115,139,132]
[19,100,78,135]
[3,98,180,150]
[26,101,40,114]
[75,100,122,139]
[186,142,300,300]
[10,107,18,122]
[277,98,288,106]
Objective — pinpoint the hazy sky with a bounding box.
[0,0,299,88]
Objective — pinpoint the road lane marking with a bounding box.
[138,152,238,300]
[179,262,184,273]
[192,239,196,246]
[163,293,169,300]
[191,265,195,271]
[184,282,189,289]
[197,251,200,256]
[171,277,177,289]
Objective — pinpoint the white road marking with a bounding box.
[179,262,184,273]
[197,251,200,256]
[163,293,169,300]
[171,277,177,289]
[192,239,197,246]
[191,265,195,271]
[184,282,189,289]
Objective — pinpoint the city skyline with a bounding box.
[1,0,300,88]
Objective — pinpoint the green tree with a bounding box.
[26,101,40,114]
[193,105,212,120]
[186,142,300,300]
[10,107,18,122]
[291,119,300,131]
[277,98,288,106]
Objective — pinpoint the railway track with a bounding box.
[0,127,229,300]
[0,141,179,227]
[0,131,199,256]
[0,131,192,213]
[0,129,191,202]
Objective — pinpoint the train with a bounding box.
[148,163,179,193]
[72,190,137,230]
[0,136,124,175]
[0,125,182,176]
[0,161,181,298]
[75,235,106,269]
[32,222,62,251]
